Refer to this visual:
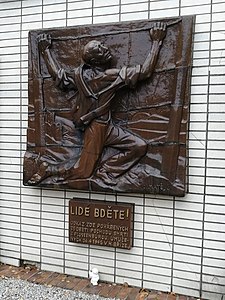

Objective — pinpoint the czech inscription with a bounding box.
[23,17,194,196]
[69,199,134,249]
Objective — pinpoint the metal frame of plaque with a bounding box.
[24,16,194,196]
[69,199,134,249]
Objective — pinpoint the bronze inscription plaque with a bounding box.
[69,199,134,249]
[24,16,194,196]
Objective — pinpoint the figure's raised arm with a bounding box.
[139,22,167,81]
[37,33,76,91]
[38,33,59,80]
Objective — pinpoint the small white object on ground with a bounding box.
[89,268,100,286]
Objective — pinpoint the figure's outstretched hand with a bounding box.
[37,33,52,52]
[150,22,167,45]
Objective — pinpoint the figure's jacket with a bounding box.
[56,63,141,129]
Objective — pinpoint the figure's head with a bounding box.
[82,40,112,66]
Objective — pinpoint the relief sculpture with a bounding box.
[23,17,194,196]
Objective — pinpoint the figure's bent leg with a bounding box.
[67,120,108,179]
[96,123,147,185]
[28,120,108,184]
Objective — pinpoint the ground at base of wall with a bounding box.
[0,263,200,300]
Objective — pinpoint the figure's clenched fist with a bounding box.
[150,22,167,45]
[37,33,52,52]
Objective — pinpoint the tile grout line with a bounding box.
[19,0,23,267]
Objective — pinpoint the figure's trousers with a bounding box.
[73,119,147,179]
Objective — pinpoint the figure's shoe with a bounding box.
[96,168,117,186]
[28,162,50,185]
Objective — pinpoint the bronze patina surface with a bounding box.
[23,17,194,196]
[69,199,134,249]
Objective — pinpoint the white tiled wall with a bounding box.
[0,0,225,299]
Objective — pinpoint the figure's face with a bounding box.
[84,40,112,65]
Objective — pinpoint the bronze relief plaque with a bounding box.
[69,199,134,249]
[23,16,194,196]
